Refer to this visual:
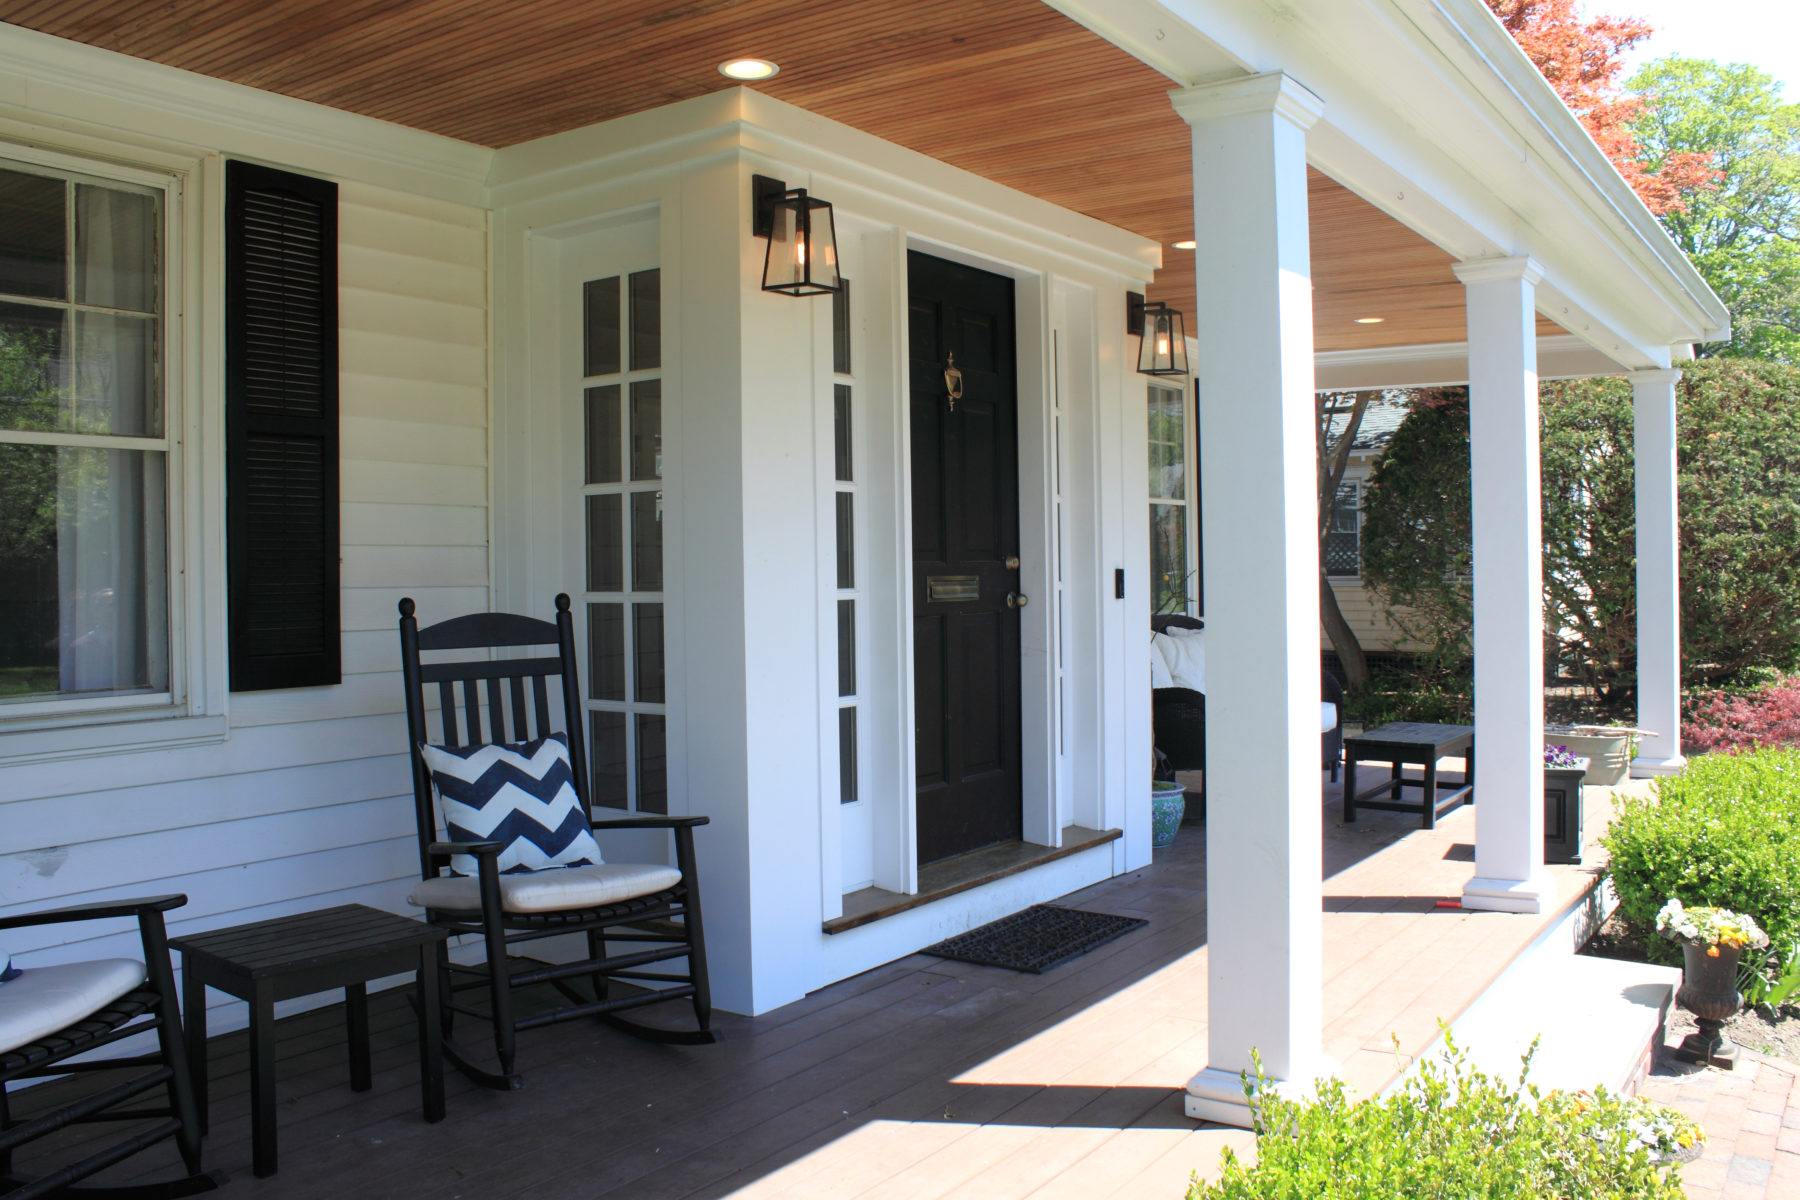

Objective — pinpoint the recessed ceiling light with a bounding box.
[719,57,780,81]
[1171,239,1197,250]
[1354,316,1385,324]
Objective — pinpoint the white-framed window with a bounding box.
[1324,480,1361,580]
[579,266,667,812]
[830,280,860,810]
[0,149,183,723]
[1147,381,1193,615]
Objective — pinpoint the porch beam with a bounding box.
[1455,256,1552,914]
[1631,367,1686,776]
[1172,71,1329,1128]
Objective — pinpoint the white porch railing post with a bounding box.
[1455,257,1551,914]
[1630,367,1686,776]
[1172,72,1329,1127]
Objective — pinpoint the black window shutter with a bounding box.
[226,160,341,692]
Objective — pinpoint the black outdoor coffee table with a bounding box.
[172,904,448,1177]
[1342,722,1475,829]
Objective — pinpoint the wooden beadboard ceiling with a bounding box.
[0,0,1563,351]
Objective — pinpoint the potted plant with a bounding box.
[1543,724,1643,786]
[1543,744,1589,865]
[1656,899,1770,1069]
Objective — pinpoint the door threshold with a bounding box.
[824,825,1121,934]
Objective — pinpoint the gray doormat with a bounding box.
[921,904,1148,974]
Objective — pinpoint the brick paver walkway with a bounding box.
[1638,1047,1800,1198]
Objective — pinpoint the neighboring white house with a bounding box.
[0,0,1725,1129]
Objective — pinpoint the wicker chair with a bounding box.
[1150,615,1346,805]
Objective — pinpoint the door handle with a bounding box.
[1003,555,1021,571]
[1006,591,1029,609]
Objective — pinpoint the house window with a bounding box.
[582,268,666,813]
[1147,382,1190,615]
[831,280,859,805]
[1325,482,1360,579]
[0,157,172,712]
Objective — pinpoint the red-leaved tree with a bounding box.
[1484,0,1715,214]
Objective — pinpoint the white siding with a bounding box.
[0,181,488,1033]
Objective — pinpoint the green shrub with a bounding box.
[1603,748,1800,1001]
[1360,360,1800,708]
[1187,1043,1693,1198]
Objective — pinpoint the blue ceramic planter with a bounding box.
[1151,781,1186,849]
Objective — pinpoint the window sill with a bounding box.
[0,711,228,767]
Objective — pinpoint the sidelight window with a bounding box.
[582,268,666,812]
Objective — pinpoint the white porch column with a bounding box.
[1172,72,1328,1127]
[1455,257,1552,914]
[1631,368,1686,775]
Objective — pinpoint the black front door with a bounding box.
[909,251,1022,865]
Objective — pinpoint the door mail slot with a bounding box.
[926,575,980,604]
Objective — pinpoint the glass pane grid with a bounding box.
[580,266,665,815]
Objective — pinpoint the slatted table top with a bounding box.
[172,904,445,980]
[1346,722,1475,753]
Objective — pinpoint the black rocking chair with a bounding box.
[0,895,215,1199]
[398,594,714,1092]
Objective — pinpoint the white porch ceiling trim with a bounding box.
[0,23,492,204]
[1315,333,1624,391]
[1049,0,1732,370]
[489,88,1163,288]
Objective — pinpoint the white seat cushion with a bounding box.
[1322,702,1339,733]
[409,862,682,914]
[0,958,146,1055]
[1151,629,1206,694]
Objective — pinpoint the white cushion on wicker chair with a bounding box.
[409,862,681,915]
[1322,702,1339,733]
[0,958,146,1055]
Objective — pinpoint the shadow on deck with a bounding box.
[11,769,1609,1199]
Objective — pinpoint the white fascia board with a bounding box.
[1049,0,1726,367]
[1315,334,1623,391]
[0,24,491,204]
[490,87,1161,288]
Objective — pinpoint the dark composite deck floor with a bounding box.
[12,771,1605,1198]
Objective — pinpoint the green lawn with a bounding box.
[0,665,56,699]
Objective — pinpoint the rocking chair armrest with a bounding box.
[587,815,710,831]
[0,893,186,932]
[427,839,505,862]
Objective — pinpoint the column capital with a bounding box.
[1171,71,1324,132]
[1452,255,1544,287]
[1629,367,1684,390]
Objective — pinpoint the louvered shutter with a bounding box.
[226,161,340,691]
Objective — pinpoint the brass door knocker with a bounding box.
[943,352,964,412]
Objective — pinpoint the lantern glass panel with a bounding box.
[762,190,842,295]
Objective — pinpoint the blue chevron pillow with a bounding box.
[420,733,602,877]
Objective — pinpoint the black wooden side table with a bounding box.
[172,904,449,1177]
[1342,721,1476,829]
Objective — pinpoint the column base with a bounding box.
[1462,872,1553,914]
[1630,754,1687,779]
[1184,1058,1339,1128]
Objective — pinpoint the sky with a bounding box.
[1613,0,1800,95]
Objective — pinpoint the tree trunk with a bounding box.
[1318,391,1373,691]
[1321,568,1370,690]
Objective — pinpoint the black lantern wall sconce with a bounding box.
[753,174,841,296]
[1128,292,1189,377]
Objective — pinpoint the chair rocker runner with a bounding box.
[0,895,216,1199]
[398,594,715,1092]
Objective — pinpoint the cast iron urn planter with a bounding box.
[1675,942,1744,1069]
